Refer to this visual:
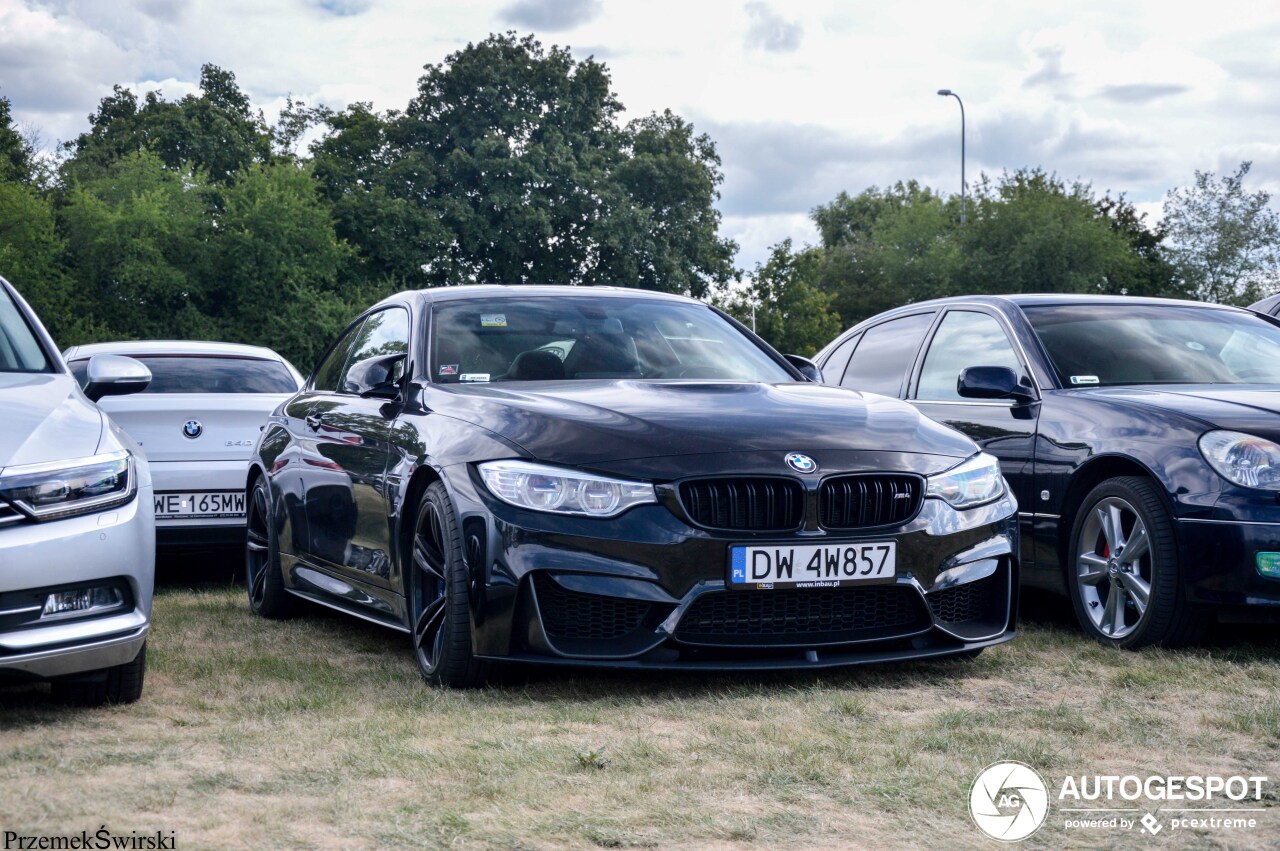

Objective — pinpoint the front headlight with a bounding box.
[478,460,657,517]
[1199,430,1280,490]
[926,452,1005,509]
[0,450,135,521]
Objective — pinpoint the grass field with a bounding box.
[2,568,1279,850]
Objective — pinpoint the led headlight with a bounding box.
[1199,430,1280,490]
[0,450,135,521]
[926,452,1005,509]
[478,460,656,517]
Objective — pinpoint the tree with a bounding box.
[1094,193,1183,298]
[312,33,736,295]
[65,64,274,184]
[719,239,840,356]
[1161,162,1280,304]
[0,95,35,184]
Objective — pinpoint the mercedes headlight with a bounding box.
[926,452,1005,509]
[478,460,656,517]
[0,450,135,521]
[1199,430,1280,490]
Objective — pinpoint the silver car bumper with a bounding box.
[0,485,154,679]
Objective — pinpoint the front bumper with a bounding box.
[0,487,154,680]
[449,468,1019,670]
[1178,516,1280,616]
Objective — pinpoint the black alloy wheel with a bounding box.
[410,481,487,688]
[245,476,300,619]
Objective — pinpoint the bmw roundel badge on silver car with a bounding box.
[245,285,1019,687]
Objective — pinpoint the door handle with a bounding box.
[305,413,326,431]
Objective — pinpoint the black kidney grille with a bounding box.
[679,478,804,531]
[675,586,930,646]
[534,574,652,641]
[819,474,922,530]
[927,573,1005,625]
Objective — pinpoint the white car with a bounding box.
[1,275,154,705]
[64,341,304,550]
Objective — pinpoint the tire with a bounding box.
[245,475,301,620]
[408,481,488,688]
[52,642,147,707]
[1066,476,1204,648]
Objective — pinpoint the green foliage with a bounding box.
[1161,161,1280,304]
[718,239,840,357]
[64,64,274,184]
[312,33,736,296]
[0,95,35,184]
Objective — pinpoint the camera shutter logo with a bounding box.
[969,761,1049,842]
[183,419,203,439]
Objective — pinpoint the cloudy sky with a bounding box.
[3,0,1278,271]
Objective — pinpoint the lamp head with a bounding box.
[937,88,952,96]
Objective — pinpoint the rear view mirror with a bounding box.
[84,355,151,402]
[957,366,1036,403]
[345,353,407,399]
[784,354,824,383]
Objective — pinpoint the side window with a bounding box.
[344,308,410,387]
[841,313,934,397]
[821,333,861,384]
[916,311,1025,401]
[311,320,365,392]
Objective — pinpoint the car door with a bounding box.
[302,307,411,588]
[908,308,1040,567]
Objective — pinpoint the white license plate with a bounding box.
[154,491,246,520]
[729,541,897,589]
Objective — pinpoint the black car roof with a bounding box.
[369,284,700,312]
[901,293,1236,312]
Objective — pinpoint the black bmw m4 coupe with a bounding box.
[245,286,1019,686]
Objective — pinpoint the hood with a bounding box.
[1080,386,1280,437]
[0,373,105,468]
[428,380,978,465]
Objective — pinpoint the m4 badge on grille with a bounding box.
[785,452,818,474]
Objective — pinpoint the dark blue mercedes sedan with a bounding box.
[815,295,1280,648]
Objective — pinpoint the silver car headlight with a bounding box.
[478,460,656,517]
[0,450,136,521]
[926,452,1005,509]
[1199,430,1280,490]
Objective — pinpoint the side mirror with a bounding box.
[344,353,407,399]
[957,366,1036,403]
[84,355,151,402]
[784,354,824,383]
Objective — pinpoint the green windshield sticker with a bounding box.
[481,314,507,327]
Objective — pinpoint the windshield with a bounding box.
[69,356,298,393]
[1024,304,1280,387]
[0,285,52,373]
[431,296,793,384]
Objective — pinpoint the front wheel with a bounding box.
[1067,476,1203,648]
[51,643,147,706]
[245,475,300,619]
[409,482,488,688]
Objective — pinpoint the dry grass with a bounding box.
[2,577,1279,850]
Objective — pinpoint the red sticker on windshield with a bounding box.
[439,364,458,375]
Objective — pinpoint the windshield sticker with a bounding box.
[481,314,507,327]
[1070,375,1100,385]
[438,364,458,375]
[460,373,490,383]
[1186,341,1206,351]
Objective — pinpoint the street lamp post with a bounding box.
[936,88,965,224]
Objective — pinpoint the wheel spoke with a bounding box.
[1122,521,1150,564]
[1095,506,1116,553]
[246,530,268,553]
[414,596,446,649]
[250,561,267,602]
[1119,572,1150,615]
[415,539,446,583]
[1077,552,1109,585]
[1102,583,1124,635]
